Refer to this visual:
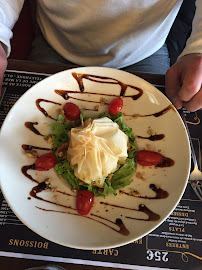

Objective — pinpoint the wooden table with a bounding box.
[1,59,166,270]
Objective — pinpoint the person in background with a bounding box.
[0,0,201,112]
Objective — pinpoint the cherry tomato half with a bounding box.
[35,153,57,171]
[76,190,94,216]
[63,102,81,121]
[108,97,123,115]
[137,150,164,166]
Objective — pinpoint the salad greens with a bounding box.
[51,120,71,149]
[51,112,137,198]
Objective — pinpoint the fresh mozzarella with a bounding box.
[68,117,128,187]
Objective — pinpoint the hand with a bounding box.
[165,53,202,112]
[0,43,7,97]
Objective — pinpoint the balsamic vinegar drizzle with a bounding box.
[22,144,51,151]
[137,134,165,141]
[151,105,174,117]
[141,105,174,117]
[119,184,169,199]
[91,213,129,236]
[125,105,174,118]
[21,72,175,236]
[31,73,174,127]
[22,163,162,234]
[21,166,74,197]
[25,122,43,136]
[30,180,129,235]
[156,157,175,167]
[21,164,37,183]
[55,89,102,104]
[100,202,160,221]
[126,204,160,221]
[150,184,168,198]
[30,181,75,210]
[36,207,129,236]
[72,72,143,100]
[36,99,61,120]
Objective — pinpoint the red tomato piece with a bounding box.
[76,190,94,216]
[108,97,123,115]
[137,150,164,166]
[35,153,57,171]
[63,102,81,121]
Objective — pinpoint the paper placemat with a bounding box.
[0,70,201,270]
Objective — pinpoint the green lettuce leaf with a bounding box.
[50,121,72,149]
[55,160,80,188]
[84,179,116,198]
[111,158,135,190]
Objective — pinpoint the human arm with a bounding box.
[0,42,7,97]
[0,0,24,95]
[165,0,202,112]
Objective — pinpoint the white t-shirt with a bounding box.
[0,0,201,68]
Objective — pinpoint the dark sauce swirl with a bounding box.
[156,157,175,167]
[100,201,160,221]
[22,165,161,234]
[142,105,174,117]
[31,181,129,236]
[36,207,129,236]
[25,122,43,136]
[30,181,75,210]
[22,144,51,151]
[137,134,165,141]
[22,166,74,198]
[91,213,129,236]
[36,99,61,120]
[126,105,175,118]
[56,72,143,100]
[152,105,174,117]
[120,184,169,199]
[55,89,101,104]
[21,164,37,183]
[135,204,160,221]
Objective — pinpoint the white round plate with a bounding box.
[0,67,190,250]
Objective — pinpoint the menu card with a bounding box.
[0,70,201,270]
